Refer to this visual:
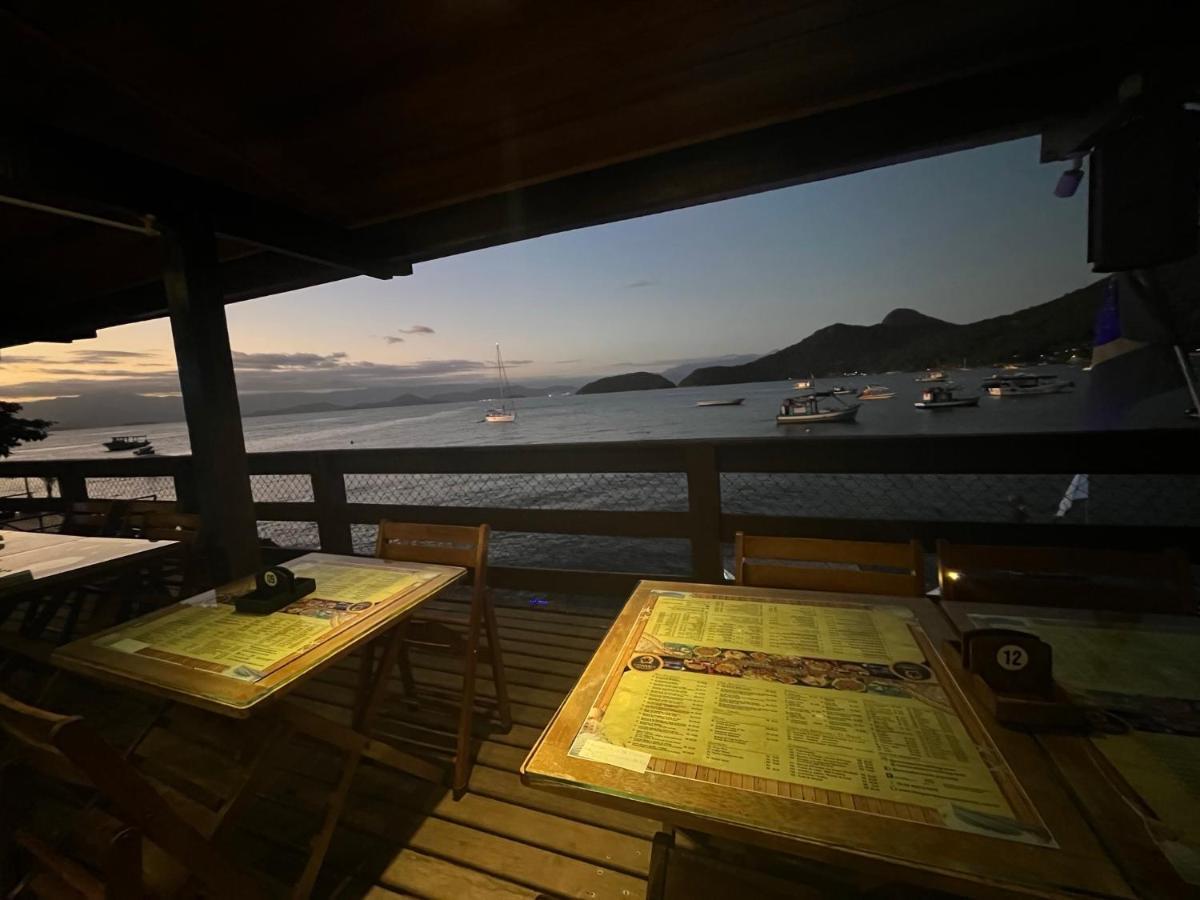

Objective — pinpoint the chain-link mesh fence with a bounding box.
[257,519,320,550]
[344,472,688,511]
[0,476,59,500]
[720,473,1200,526]
[85,476,177,501]
[250,474,313,503]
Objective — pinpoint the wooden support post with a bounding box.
[312,454,353,554]
[56,472,87,502]
[685,444,724,582]
[161,212,260,583]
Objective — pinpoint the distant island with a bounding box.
[577,372,675,394]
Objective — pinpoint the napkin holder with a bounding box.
[945,628,1087,731]
[234,566,315,614]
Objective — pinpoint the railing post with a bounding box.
[171,457,197,512]
[312,454,353,554]
[685,444,723,582]
[56,471,87,502]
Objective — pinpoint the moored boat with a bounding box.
[915,369,947,383]
[792,376,814,390]
[914,384,979,409]
[103,434,151,452]
[695,398,744,407]
[484,343,518,422]
[776,391,860,424]
[857,385,895,400]
[830,385,854,395]
[983,373,1074,397]
[134,444,157,455]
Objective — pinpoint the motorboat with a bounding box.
[484,344,517,422]
[792,376,814,390]
[983,373,1074,397]
[830,386,855,395]
[914,384,979,409]
[776,391,860,424]
[133,445,157,456]
[857,385,895,400]
[914,369,947,383]
[103,434,151,452]
[695,398,744,407]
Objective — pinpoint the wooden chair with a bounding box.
[936,540,1195,613]
[734,533,926,597]
[0,691,270,900]
[373,521,512,796]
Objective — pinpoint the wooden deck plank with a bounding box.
[272,752,651,878]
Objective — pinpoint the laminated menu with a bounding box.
[571,591,1051,843]
[98,562,428,681]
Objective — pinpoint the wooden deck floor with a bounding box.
[270,590,659,900]
[3,589,658,900]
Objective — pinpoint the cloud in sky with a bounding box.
[231,351,349,370]
[0,354,45,365]
[383,336,405,344]
[398,325,435,334]
[3,352,534,399]
[621,279,656,290]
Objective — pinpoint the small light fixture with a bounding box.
[1055,154,1085,198]
[946,570,962,581]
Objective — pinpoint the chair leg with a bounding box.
[452,593,485,798]
[482,590,512,732]
[393,620,417,700]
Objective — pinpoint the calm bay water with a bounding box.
[10,366,1196,577]
[15,366,1102,460]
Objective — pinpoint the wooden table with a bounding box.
[942,602,1200,899]
[0,528,179,595]
[1,528,181,644]
[522,580,1135,898]
[53,551,465,899]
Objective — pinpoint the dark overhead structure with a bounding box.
[2,2,1197,580]
[2,2,1197,349]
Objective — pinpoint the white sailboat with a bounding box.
[485,343,517,423]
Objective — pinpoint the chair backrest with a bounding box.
[0,692,268,900]
[62,500,127,537]
[936,540,1195,613]
[122,505,201,543]
[734,533,925,597]
[376,521,489,597]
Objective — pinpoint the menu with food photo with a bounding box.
[570,591,1054,844]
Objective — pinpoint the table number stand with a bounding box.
[945,628,1088,730]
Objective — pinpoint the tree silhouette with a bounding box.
[0,401,51,457]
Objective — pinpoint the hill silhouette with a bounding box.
[578,372,675,394]
[679,260,1200,387]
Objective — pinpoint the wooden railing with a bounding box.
[2,428,1198,595]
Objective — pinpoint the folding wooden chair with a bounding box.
[936,540,1195,613]
[121,507,208,600]
[734,533,926,597]
[373,521,512,796]
[0,691,270,900]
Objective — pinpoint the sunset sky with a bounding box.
[1,137,1098,400]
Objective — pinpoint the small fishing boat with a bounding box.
[484,344,517,422]
[695,398,744,407]
[830,386,855,395]
[134,444,157,456]
[792,377,814,390]
[103,434,151,452]
[857,385,895,400]
[983,373,1074,397]
[914,384,979,409]
[776,391,860,424]
[914,369,947,383]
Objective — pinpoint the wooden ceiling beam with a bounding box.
[0,127,409,280]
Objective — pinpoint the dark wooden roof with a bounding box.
[1,2,1195,347]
